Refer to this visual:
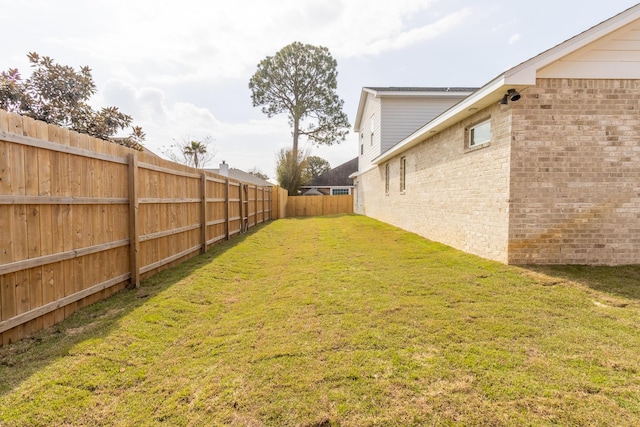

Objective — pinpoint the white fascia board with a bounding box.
[353,88,474,131]
[373,90,474,98]
[350,163,377,178]
[353,88,377,131]
[372,76,509,165]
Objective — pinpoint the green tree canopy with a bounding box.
[276,148,309,195]
[0,52,144,150]
[302,156,331,184]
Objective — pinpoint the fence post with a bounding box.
[254,186,258,226]
[225,178,230,240]
[128,153,140,288]
[267,188,271,220]
[261,187,266,223]
[240,184,246,232]
[200,173,207,254]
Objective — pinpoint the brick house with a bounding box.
[352,5,640,265]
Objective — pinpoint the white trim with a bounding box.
[373,76,508,165]
[505,5,640,85]
[469,119,491,147]
[353,87,476,130]
[349,163,376,179]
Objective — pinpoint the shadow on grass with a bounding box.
[524,264,640,300]
[283,213,360,222]
[0,223,268,398]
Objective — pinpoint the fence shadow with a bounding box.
[0,223,267,398]
[524,264,640,301]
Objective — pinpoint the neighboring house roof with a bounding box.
[302,188,324,196]
[141,146,162,158]
[353,87,478,131]
[303,157,358,187]
[371,3,640,166]
[205,167,273,187]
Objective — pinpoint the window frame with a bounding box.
[467,118,491,149]
[399,156,407,193]
[370,115,375,146]
[384,163,390,195]
[331,188,350,195]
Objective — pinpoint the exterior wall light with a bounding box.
[499,89,521,105]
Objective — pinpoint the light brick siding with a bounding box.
[356,78,640,265]
[356,104,512,262]
[508,78,640,265]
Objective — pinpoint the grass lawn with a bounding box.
[1,215,639,426]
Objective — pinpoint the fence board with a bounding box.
[285,194,354,217]
[0,109,281,345]
[35,121,51,332]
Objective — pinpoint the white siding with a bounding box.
[357,93,381,171]
[380,97,466,152]
[539,21,640,79]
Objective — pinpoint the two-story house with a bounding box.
[351,5,640,265]
[352,87,477,212]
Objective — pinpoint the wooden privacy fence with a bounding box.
[286,194,354,217]
[0,110,283,346]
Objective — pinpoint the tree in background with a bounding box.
[248,167,270,181]
[249,42,349,194]
[302,156,331,184]
[275,148,309,195]
[164,135,215,169]
[183,140,208,169]
[0,52,144,150]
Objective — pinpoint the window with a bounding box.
[384,163,390,195]
[469,119,491,147]
[400,156,407,193]
[370,115,375,146]
[360,132,364,155]
[332,188,350,195]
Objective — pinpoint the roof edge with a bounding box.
[370,3,640,165]
[353,87,476,131]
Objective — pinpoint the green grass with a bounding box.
[1,214,639,426]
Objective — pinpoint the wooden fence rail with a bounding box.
[0,110,284,345]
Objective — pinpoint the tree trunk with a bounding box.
[289,119,300,195]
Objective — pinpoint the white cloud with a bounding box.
[97,78,291,173]
[31,0,468,87]
[339,8,472,57]
[509,33,522,45]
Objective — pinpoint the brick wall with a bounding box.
[356,103,513,262]
[356,78,640,265]
[508,78,640,265]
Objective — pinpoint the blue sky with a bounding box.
[1,0,638,177]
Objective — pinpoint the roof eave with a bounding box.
[353,87,476,131]
[372,75,520,165]
[504,3,640,84]
[372,4,640,165]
